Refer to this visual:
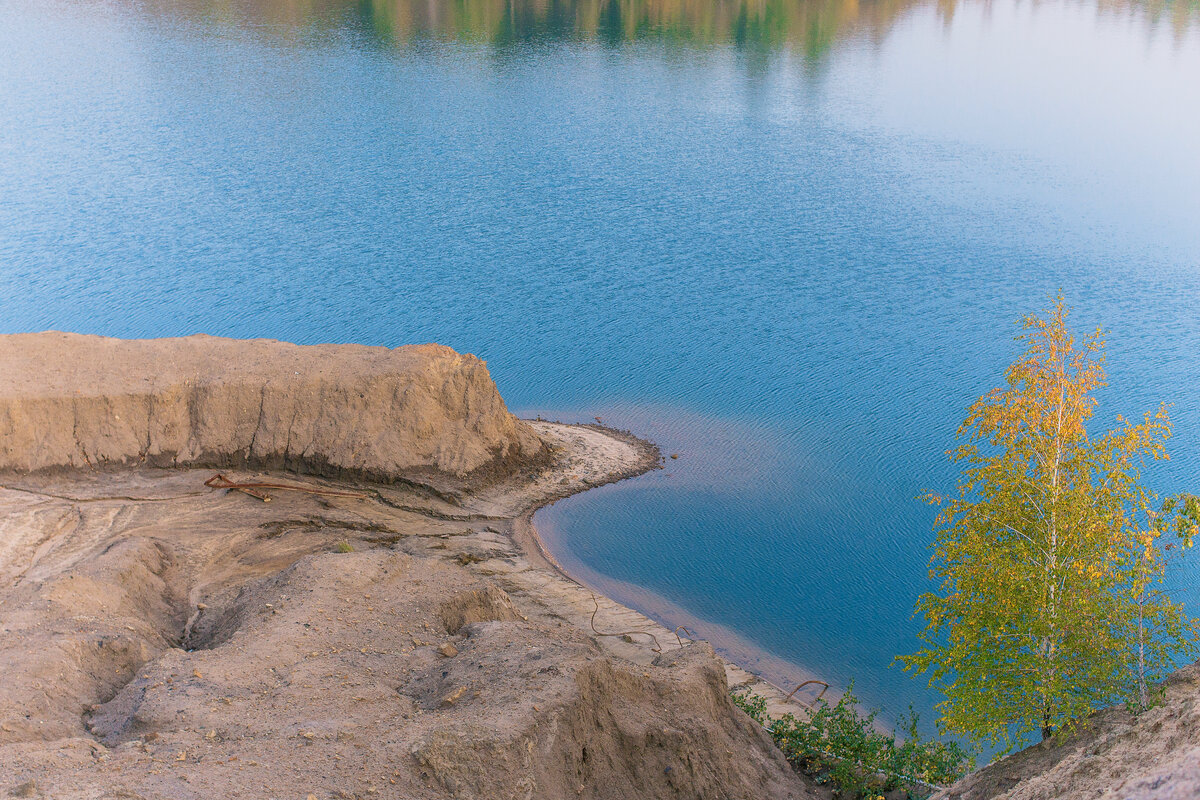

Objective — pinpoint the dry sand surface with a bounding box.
[0,334,818,800]
[0,426,815,800]
[934,660,1200,800]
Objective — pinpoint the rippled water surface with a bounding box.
[3,0,1200,739]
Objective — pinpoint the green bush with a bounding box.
[731,685,972,799]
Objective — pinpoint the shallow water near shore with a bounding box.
[3,0,1200,743]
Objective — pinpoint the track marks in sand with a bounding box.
[0,500,81,588]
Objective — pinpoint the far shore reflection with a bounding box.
[139,0,1198,56]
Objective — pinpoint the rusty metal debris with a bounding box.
[673,625,695,649]
[783,679,830,707]
[589,593,662,652]
[204,473,370,503]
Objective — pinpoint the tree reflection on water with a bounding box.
[137,0,1200,56]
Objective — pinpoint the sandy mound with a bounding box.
[935,663,1200,800]
[0,333,818,798]
[0,360,816,800]
[438,585,525,633]
[0,332,545,481]
[0,462,814,800]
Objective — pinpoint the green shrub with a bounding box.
[731,685,972,799]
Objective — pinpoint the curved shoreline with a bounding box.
[512,422,662,577]
[516,420,834,720]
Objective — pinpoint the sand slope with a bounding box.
[936,661,1200,800]
[0,335,817,800]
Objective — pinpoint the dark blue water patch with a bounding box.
[533,398,1200,741]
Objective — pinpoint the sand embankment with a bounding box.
[934,661,1200,800]
[0,334,820,800]
[0,332,545,482]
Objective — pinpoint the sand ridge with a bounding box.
[0,332,545,480]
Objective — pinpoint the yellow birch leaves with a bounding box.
[898,296,1198,751]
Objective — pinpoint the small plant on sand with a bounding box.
[334,541,354,553]
[731,686,971,798]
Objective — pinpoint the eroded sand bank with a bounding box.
[0,334,819,800]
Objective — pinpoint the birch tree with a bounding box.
[1120,494,1199,710]
[899,297,1198,751]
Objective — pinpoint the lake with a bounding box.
[2,0,1198,745]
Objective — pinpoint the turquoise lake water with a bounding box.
[2,0,1199,745]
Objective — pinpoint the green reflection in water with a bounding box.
[139,0,1199,56]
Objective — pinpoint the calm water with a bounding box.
[3,0,1199,743]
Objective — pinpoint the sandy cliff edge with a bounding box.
[934,660,1200,800]
[0,332,546,483]
[0,333,820,800]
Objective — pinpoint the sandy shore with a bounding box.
[0,419,818,799]
[515,423,831,722]
[0,333,822,798]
